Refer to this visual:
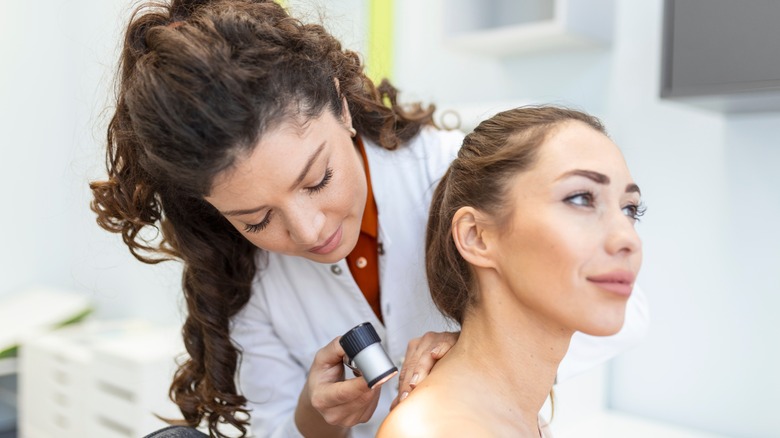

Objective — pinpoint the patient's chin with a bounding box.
[579,312,627,337]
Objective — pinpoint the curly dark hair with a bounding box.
[89,0,435,435]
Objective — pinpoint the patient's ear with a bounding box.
[452,206,496,269]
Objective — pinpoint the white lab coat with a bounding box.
[230,127,649,438]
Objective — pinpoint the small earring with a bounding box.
[348,127,357,138]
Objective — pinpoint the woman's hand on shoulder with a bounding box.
[390,331,459,410]
[295,337,381,436]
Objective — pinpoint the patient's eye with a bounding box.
[564,191,595,207]
[623,202,647,222]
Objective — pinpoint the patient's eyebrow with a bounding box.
[558,169,610,184]
[559,169,641,195]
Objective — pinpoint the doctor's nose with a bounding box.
[286,207,325,245]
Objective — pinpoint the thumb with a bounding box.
[313,336,348,370]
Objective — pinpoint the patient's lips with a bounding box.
[587,270,635,297]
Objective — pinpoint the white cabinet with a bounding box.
[18,321,184,438]
[660,0,780,112]
[443,0,615,56]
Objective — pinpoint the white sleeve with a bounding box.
[556,283,650,382]
[231,292,306,438]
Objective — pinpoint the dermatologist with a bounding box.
[91,1,649,437]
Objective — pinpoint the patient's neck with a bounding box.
[440,281,573,427]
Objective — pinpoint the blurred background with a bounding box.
[1,0,778,437]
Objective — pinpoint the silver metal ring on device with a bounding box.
[352,343,398,388]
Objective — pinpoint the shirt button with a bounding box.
[356,257,368,269]
[330,265,342,275]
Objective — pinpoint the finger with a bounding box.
[312,337,347,369]
[409,343,453,388]
[389,389,409,411]
[310,337,349,384]
[316,379,378,427]
[397,344,428,391]
[431,332,460,360]
[396,337,421,389]
[329,375,372,405]
[311,375,369,414]
[430,340,453,360]
[308,338,351,393]
[357,387,382,423]
[402,342,439,389]
[389,395,400,411]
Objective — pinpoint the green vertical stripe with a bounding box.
[367,0,394,84]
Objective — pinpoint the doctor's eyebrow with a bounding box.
[290,142,326,190]
[558,169,641,195]
[221,204,266,217]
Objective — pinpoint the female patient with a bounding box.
[378,106,645,437]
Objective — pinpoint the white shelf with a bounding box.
[443,0,615,56]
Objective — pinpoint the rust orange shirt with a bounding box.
[346,136,382,322]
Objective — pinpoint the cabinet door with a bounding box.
[660,0,780,112]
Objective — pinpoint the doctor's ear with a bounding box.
[334,78,354,134]
[451,206,496,269]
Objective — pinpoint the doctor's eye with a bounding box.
[306,167,333,195]
[244,210,273,233]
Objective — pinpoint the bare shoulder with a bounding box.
[377,388,490,438]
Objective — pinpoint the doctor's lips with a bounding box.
[587,270,636,297]
[308,225,343,255]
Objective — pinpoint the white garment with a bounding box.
[230,127,650,438]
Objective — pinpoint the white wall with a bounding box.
[2,1,778,437]
[0,0,367,330]
[391,1,779,437]
[604,4,779,438]
[0,0,368,319]
[1,0,184,324]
